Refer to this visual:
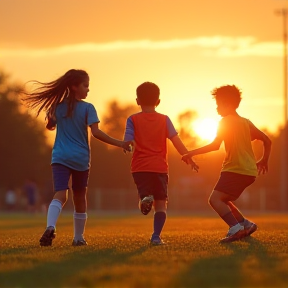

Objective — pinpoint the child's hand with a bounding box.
[190,160,199,173]
[256,159,268,175]
[182,154,199,172]
[181,153,191,164]
[186,157,199,172]
[122,141,133,153]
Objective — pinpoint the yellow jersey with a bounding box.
[216,115,258,176]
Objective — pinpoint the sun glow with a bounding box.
[192,118,219,142]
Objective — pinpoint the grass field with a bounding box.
[0,212,288,288]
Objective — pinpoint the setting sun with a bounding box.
[192,118,219,142]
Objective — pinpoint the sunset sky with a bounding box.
[1,0,288,135]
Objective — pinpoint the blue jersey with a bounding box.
[51,100,99,171]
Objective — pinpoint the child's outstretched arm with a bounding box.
[181,138,222,164]
[170,135,199,172]
[249,122,272,175]
[91,122,132,152]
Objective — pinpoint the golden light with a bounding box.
[192,117,219,142]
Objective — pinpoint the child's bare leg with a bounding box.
[72,188,87,213]
[208,190,239,227]
[152,200,167,240]
[227,201,245,223]
[53,189,68,205]
[153,200,167,213]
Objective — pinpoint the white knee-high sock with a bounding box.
[47,199,62,228]
[73,212,87,241]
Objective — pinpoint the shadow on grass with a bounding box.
[0,245,148,288]
[171,237,286,288]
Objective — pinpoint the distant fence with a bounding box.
[0,186,284,213]
[86,186,277,212]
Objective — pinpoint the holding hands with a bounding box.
[181,153,192,164]
[182,153,199,173]
[122,141,133,153]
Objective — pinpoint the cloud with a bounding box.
[0,36,282,58]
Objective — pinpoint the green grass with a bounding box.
[0,213,287,288]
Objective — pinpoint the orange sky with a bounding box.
[1,0,287,134]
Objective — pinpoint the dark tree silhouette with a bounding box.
[101,100,139,140]
[0,71,51,190]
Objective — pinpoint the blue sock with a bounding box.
[47,199,62,228]
[73,212,87,241]
[152,211,166,240]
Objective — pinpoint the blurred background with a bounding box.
[0,0,287,213]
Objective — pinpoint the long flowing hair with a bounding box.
[22,69,89,117]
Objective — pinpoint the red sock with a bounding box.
[221,211,239,227]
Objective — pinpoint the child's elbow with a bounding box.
[266,137,272,147]
[91,126,101,139]
[210,140,221,151]
[212,144,220,151]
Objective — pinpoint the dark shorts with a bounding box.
[132,172,168,201]
[52,163,90,192]
[214,171,256,198]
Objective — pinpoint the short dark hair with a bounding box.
[211,85,242,108]
[136,82,160,105]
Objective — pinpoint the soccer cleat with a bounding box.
[242,219,258,236]
[40,226,56,246]
[139,195,154,215]
[72,239,88,246]
[219,225,246,243]
[150,237,166,246]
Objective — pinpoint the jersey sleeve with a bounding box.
[124,116,134,141]
[166,116,178,139]
[87,104,100,126]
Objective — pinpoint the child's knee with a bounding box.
[153,200,167,212]
[54,190,68,205]
[208,195,214,207]
[208,191,219,207]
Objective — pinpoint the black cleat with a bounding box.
[40,226,56,246]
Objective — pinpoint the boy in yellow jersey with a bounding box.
[182,85,272,243]
[124,82,198,245]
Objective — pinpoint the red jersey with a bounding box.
[124,112,177,173]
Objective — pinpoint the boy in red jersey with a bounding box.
[182,85,272,243]
[124,82,198,245]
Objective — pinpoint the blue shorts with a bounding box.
[132,172,168,201]
[214,171,256,198]
[51,163,89,192]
